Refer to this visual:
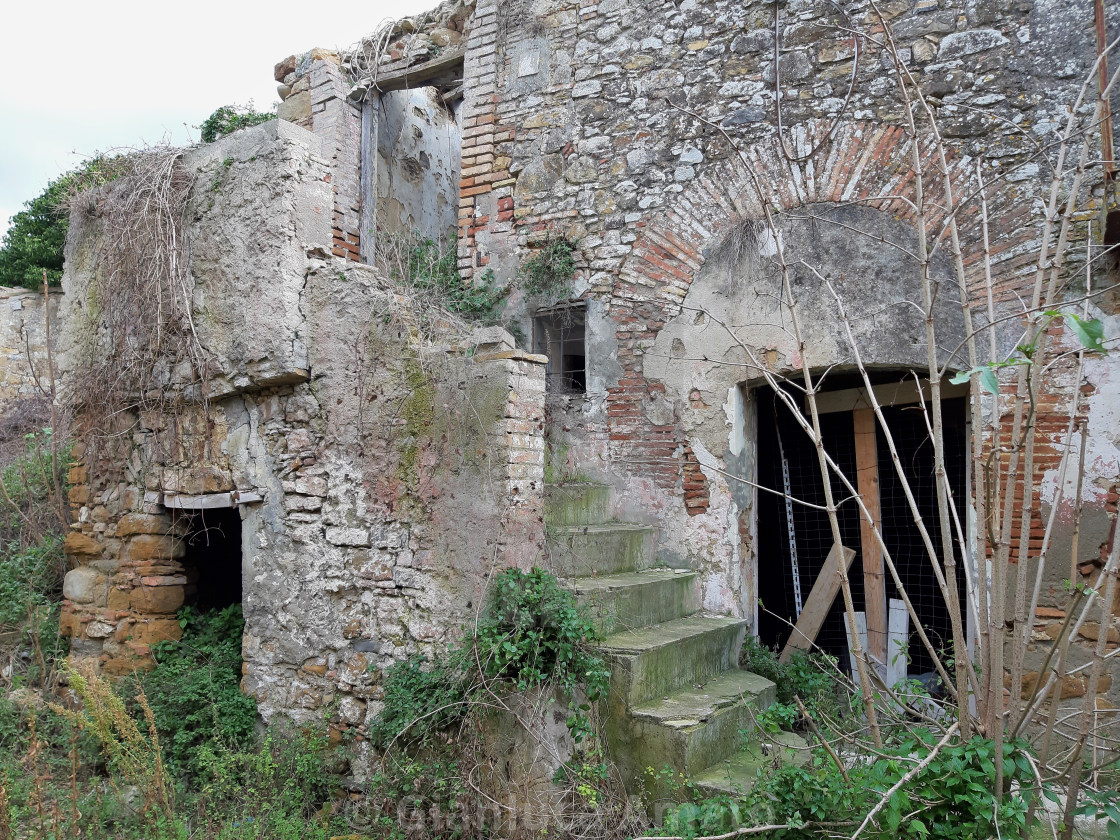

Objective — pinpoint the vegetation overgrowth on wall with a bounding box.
[198,103,275,144]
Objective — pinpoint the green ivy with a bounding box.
[199,103,274,144]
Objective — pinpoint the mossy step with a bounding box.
[608,670,777,785]
[569,568,699,633]
[546,523,656,576]
[544,482,612,527]
[691,731,810,797]
[603,615,748,707]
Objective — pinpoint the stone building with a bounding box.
[48,0,1120,793]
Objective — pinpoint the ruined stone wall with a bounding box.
[0,287,60,409]
[432,0,1120,701]
[276,49,364,263]
[57,119,547,736]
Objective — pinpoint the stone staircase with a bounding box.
[545,482,787,798]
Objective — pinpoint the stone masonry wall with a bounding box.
[429,0,1120,701]
[0,287,60,410]
[57,120,547,742]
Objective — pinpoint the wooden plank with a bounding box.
[372,46,465,92]
[162,490,263,510]
[854,407,887,670]
[886,599,909,689]
[811,379,969,415]
[780,543,857,662]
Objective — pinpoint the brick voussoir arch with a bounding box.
[607,119,1042,515]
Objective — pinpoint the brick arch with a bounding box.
[605,119,1040,513]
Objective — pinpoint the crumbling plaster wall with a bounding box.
[376,88,463,240]
[437,0,1120,690]
[57,119,547,735]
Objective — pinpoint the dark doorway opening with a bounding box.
[755,377,968,678]
[176,507,243,612]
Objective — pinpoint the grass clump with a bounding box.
[403,237,509,320]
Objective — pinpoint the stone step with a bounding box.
[604,615,748,707]
[546,523,656,577]
[607,670,777,787]
[691,731,810,797]
[569,568,700,634]
[544,482,612,527]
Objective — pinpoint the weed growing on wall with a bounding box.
[518,236,578,298]
[403,237,509,320]
[198,102,274,143]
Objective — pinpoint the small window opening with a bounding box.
[534,304,586,394]
[175,507,243,612]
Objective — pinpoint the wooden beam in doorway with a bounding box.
[780,543,856,662]
[854,407,887,671]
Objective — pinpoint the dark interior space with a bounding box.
[755,379,967,677]
[534,305,587,393]
[176,507,243,612]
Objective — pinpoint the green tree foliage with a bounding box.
[199,103,274,143]
[0,157,119,289]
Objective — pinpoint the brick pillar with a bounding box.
[308,56,363,262]
[457,0,510,281]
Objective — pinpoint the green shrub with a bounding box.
[369,651,471,749]
[740,635,837,716]
[475,567,609,741]
[656,731,1039,840]
[199,103,274,144]
[140,604,258,781]
[370,567,610,747]
[0,158,121,289]
[518,236,577,297]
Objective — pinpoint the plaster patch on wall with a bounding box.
[724,385,746,457]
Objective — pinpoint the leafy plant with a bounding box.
[655,731,1039,840]
[369,568,610,749]
[139,604,258,781]
[199,103,274,144]
[476,567,609,741]
[0,157,122,289]
[518,236,577,297]
[740,636,837,718]
[369,651,471,749]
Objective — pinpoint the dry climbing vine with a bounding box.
[66,147,210,465]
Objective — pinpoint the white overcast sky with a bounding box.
[0,0,432,237]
